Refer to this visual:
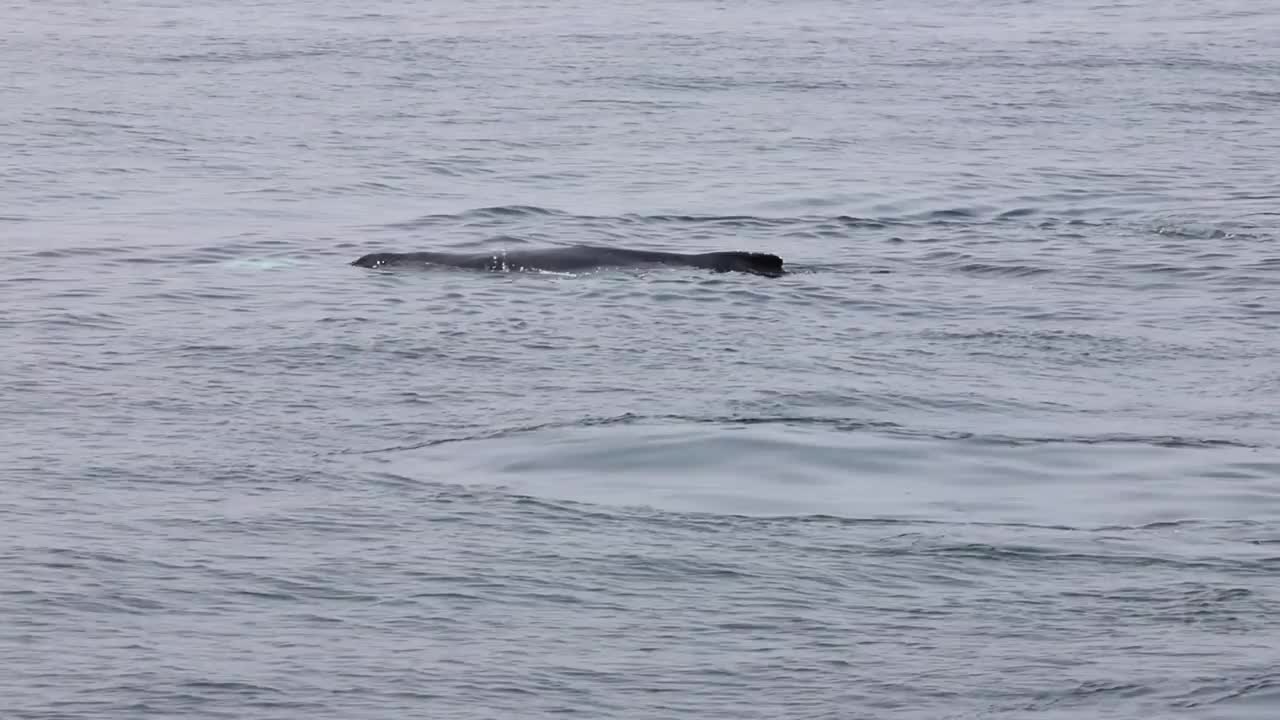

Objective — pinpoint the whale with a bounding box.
[351,244,785,277]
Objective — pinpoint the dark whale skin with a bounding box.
[351,244,785,277]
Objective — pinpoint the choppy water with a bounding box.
[4,0,1280,717]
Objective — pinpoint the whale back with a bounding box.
[351,247,786,276]
[351,252,395,268]
[701,251,785,277]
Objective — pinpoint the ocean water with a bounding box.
[3,0,1280,717]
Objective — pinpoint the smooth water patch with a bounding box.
[369,421,1280,528]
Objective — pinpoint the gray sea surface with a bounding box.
[3,0,1280,717]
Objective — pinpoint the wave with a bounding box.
[371,204,1280,241]
[373,204,1005,231]
[152,47,337,65]
[338,412,1261,456]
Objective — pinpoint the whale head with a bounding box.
[351,252,397,268]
